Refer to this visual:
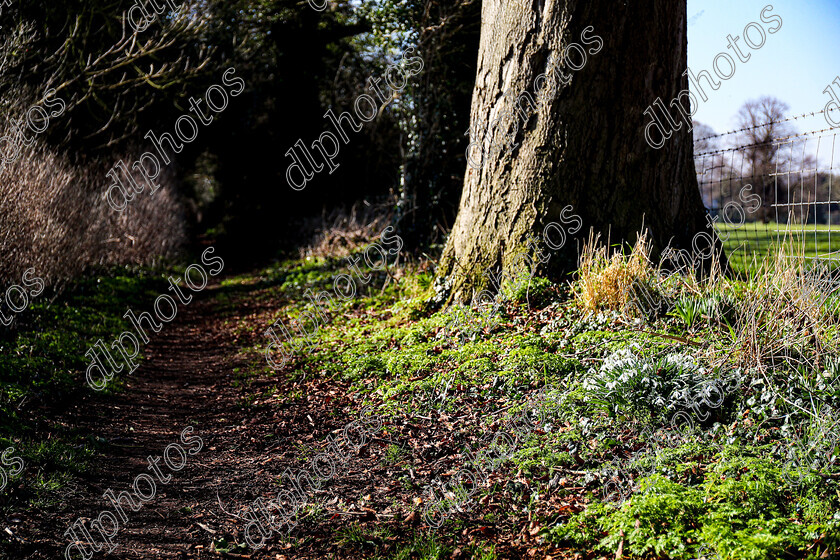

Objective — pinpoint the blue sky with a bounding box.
[687,0,840,135]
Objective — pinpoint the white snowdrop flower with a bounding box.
[664,353,700,372]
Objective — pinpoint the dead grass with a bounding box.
[296,198,396,260]
[573,223,839,379]
[729,228,840,374]
[574,229,657,313]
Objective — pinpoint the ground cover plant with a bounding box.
[2,222,840,559]
[191,230,840,559]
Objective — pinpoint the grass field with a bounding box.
[715,221,840,272]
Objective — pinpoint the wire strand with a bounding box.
[695,106,840,143]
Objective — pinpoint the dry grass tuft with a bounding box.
[574,229,656,313]
[297,197,396,260]
[728,229,840,374]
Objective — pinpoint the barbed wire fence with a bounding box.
[694,107,840,268]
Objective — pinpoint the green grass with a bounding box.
[386,532,450,560]
[717,221,840,273]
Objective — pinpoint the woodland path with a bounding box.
[9,274,555,560]
[10,278,400,559]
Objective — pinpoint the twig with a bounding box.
[216,490,246,521]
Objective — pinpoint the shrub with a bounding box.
[0,124,185,293]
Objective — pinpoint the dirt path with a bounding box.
[8,281,243,558]
[7,279,334,559]
[7,276,549,560]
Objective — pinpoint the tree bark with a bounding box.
[440,0,714,299]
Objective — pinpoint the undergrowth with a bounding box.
[230,232,840,557]
[7,227,839,558]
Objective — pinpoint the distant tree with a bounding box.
[692,121,723,211]
[734,96,795,223]
[692,121,718,154]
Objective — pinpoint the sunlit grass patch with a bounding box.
[718,221,840,274]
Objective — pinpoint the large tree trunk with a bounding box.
[440,0,715,299]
